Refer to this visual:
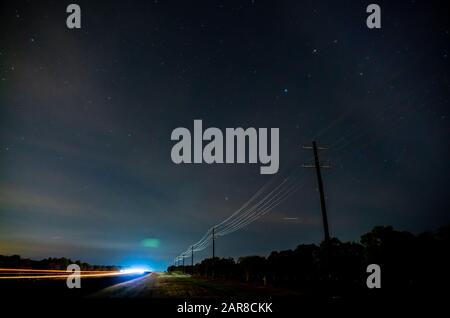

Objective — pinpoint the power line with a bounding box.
[174,62,441,263]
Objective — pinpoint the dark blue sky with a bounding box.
[0,0,449,271]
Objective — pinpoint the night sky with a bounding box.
[0,0,449,271]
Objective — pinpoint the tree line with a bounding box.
[168,225,450,294]
[0,255,120,271]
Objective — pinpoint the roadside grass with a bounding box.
[163,272,302,297]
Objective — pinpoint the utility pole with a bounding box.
[191,245,194,274]
[212,227,216,278]
[182,256,184,272]
[303,141,331,243]
[212,227,215,260]
[303,141,332,291]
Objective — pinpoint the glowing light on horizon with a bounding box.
[119,267,151,274]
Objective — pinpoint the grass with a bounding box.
[160,272,303,298]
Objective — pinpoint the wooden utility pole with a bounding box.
[303,141,331,242]
[303,141,333,291]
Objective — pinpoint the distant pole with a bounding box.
[212,227,216,278]
[182,256,184,272]
[212,227,215,259]
[191,245,194,273]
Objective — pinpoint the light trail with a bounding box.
[0,272,124,280]
[0,268,116,273]
[0,270,150,280]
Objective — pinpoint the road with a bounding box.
[0,269,302,299]
[0,268,149,299]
